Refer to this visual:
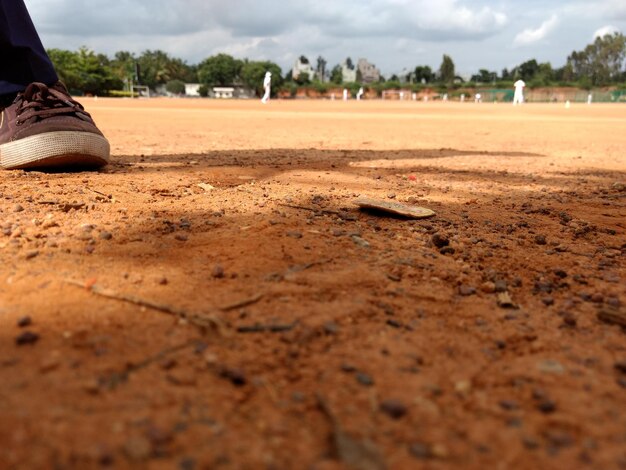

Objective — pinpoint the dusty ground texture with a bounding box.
[1,100,625,469]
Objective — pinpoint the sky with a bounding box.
[26,0,626,78]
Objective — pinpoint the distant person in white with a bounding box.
[587,93,592,105]
[343,88,348,101]
[513,79,525,106]
[460,93,465,102]
[442,93,448,102]
[261,71,271,104]
[475,93,481,103]
[356,87,364,100]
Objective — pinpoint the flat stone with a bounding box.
[354,197,435,219]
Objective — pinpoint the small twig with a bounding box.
[65,279,225,334]
[288,258,332,273]
[100,339,199,389]
[85,187,110,198]
[598,308,626,328]
[220,293,264,312]
[236,322,296,333]
[316,393,340,427]
[316,393,386,470]
[279,203,340,215]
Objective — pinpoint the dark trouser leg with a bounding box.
[0,0,58,97]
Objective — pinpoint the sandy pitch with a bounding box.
[1,99,625,469]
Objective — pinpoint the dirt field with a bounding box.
[1,99,625,469]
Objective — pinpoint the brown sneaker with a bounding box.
[0,82,110,170]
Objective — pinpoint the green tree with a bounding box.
[134,50,194,89]
[330,65,343,84]
[166,79,186,95]
[47,47,121,95]
[471,69,496,84]
[110,51,136,86]
[294,71,311,85]
[197,53,243,87]
[439,54,455,84]
[567,32,626,85]
[240,61,283,97]
[47,49,82,92]
[530,62,554,87]
[316,56,327,82]
[198,84,209,97]
[414,65,434,84]
[516,59,539,81]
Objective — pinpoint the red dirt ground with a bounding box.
[1,99,625,469]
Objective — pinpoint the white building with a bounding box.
[357,58,381,84]
[342,59,357,83]
[292,57,315,81]
[185,83,201,97]
[213,87,235,99]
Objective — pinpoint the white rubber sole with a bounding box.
[0,131,110,170]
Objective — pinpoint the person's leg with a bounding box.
[0,0,58,98]
[0,0,109,170]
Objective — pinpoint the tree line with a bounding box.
[47,32,625,96]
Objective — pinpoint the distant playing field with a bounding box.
[89,99,625,174]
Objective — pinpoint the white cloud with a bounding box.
[602,0,626,21]
[513,15,559,46]
[593,25,620,39]
[26,0,615,77]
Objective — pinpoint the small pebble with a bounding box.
[439,246,455,255]
[535,235,547,245]
[99,231,113,240]
[124,436,152,461]
[212,265,225,279]
[12,204,24,213]
[174,234,188,242]
[481,282,496,294]
[614,361,626,374]
[537,359,565,374]
[432,234,449,248]
[82,378,101,394]
[494,279,508,292]
[459,285,476,296]
[179,457,197,470]
[409,442,433,460]
[220,367,247,386]
[17,316,32,328]
[591,293,604,304]
[380,399,408,419]
[499,399,520,411]
[537,400,557,414]
[561,313,577,328]
[606,297,621,308]
[167,370,197,387]
[15,331,40,346]
[356,372,374,386]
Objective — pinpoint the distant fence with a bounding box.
[479,89,626,103]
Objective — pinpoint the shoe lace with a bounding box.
[14,83,93,126]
